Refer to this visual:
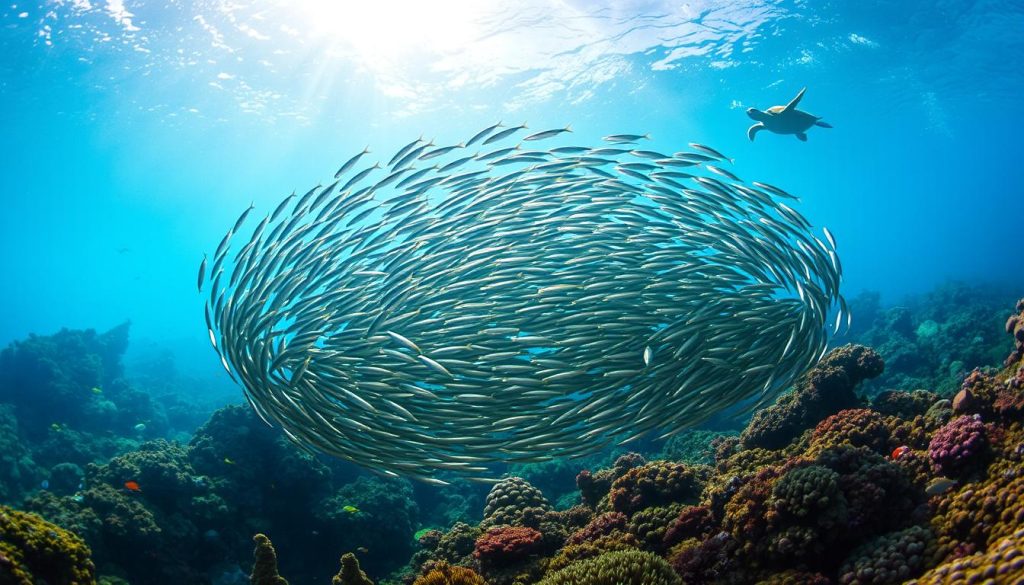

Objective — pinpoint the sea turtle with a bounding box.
[746,87,832,142]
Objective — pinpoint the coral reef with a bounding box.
[908,526,1024,584]
[575,452,646,509]
[0,504,95,585]
[607,461,707,515]
[5,285,1024,585]
[847,283,1016,396]
[740,345,884,450]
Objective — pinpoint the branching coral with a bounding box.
[412,561,485,585]
[538,549,681,585]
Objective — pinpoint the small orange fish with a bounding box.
[124,481,142,492]
[891,446,910,460]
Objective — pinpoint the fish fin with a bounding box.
[796,132,808,142]
[815,120,832,128]
[746,123,764,141]
[784,87,806,112]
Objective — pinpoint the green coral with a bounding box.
[838,525,937,585]
[626,503,684,552]
[481,476,551,527]
[0,505,96,585]
[538,549,681,585]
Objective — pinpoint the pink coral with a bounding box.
[928,415,987,476]
[472,526,542,565]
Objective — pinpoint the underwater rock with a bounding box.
[575,452,646,509]
[740,344,883,450]
[250,534,288,585]
[0,504,96,585]
[332,553,373,585]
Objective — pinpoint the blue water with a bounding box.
[1,0,1022,399]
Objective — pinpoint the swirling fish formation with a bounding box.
[198,123,847,484]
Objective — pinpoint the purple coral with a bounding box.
[928,415,988,476]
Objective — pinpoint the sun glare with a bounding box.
[296,1,488,67]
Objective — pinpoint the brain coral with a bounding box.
[482,476,551,527]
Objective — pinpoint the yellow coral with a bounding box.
[908,526,1024,584]
[412,561,485,585]
[0,505,95,585]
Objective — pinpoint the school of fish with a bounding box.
[198,123,848,484]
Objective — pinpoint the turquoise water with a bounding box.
[1,0,1022,395]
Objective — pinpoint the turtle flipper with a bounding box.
[784,87,807,113]
[747,123,765,141]
[815,120,833,128]
[796,132,808,141]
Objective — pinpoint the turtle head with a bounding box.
[746,108,769,122]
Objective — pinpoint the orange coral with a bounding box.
[412,561,485,585]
